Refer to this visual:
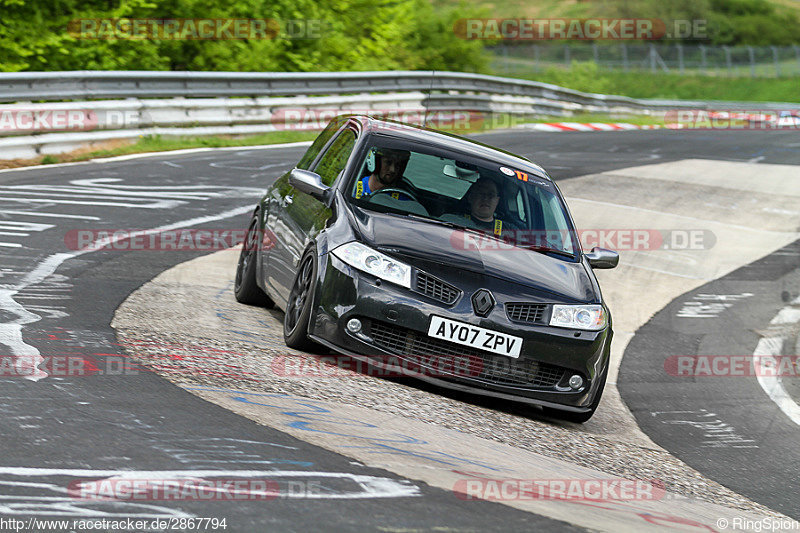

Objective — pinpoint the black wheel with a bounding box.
[234,216,274,307]
[283,248,319,350]
[542,370,607,424]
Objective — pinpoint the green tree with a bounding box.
[0,0,488,72]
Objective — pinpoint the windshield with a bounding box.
[348,139,577,256]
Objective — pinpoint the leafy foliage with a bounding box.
[434,0,800,45]
[0,0,488,72]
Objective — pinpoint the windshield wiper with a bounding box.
[403,213,463,229]
[397,213,576,258]
[518,243,575,259]
[402,214,491,238]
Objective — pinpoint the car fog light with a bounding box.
[346,318,362,333]
[568,374,584,389]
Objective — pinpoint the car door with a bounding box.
[262,117,346,302]
[266,124,358,304]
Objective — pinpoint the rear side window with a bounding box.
[312,129,357,186]
[296,117,346,170]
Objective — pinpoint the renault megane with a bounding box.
[234,115,619,422]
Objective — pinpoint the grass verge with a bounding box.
[1,114,669,170]
[500,62,800,103]
[0,130,319,170]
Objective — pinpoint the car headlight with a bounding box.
[550,304,606,331]
[331,242,411,289]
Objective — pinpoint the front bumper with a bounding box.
[309,252,612,411]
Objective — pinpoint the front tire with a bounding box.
[234,216,274,308]
[283,248,318,351]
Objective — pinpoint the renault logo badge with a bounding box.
[471,289,495,317]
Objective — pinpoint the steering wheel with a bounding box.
[370,187,421,204]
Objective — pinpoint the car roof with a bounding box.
[347,115,550,180]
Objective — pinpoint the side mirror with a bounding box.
[585,247,619,269]
[289,168,330,202]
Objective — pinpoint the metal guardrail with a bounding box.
[0,69,773,110]
[0,70,796,160]
[3,70,797,110]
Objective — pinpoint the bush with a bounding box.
[0,0,488,73]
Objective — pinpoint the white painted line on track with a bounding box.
[0,210,101,220]
[770,308,800,325]
[755,336,800,426]
[89,141,313,163]
[0,467,420,500]
[0,204,255,381]
[0,197,183,208]
[0,141,313,175]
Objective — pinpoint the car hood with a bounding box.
[349,208,595,302]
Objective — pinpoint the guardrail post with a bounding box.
[772,46,781,77]
[533,44,540,71]
[621,43,628,71]
[649,44,656,73]
[723,46,732,76]
[592,43,599,64]
[677,44,684,74]
[748,46,755,78]
[564,44,570,67]
[794,45,800,76]
[700,45,707,74]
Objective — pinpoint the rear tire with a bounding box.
[283,248,319,351]
[542,370,607,424]
[234,216,274,308]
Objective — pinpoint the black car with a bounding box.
[234,115,619,422]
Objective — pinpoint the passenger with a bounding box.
[461,177,509,236]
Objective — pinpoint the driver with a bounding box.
[354,147,412,201]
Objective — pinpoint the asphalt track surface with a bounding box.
[620,238,800,520]
[0,147,573,530]
[0,128,798,529]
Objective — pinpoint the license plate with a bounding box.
[428,316,522,358]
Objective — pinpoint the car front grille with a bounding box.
[415,271,460,305]
[368,320,566,388]
[506,303,547,324]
